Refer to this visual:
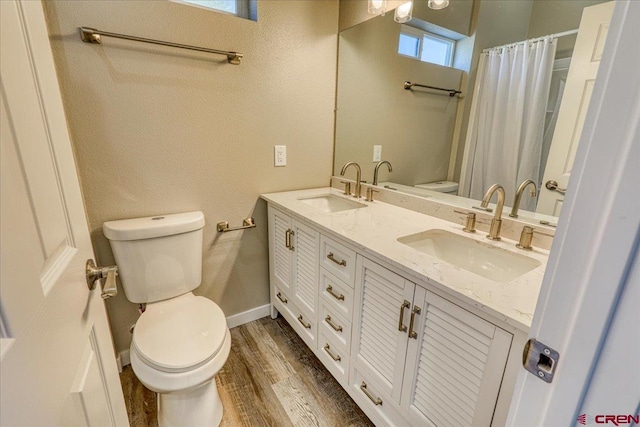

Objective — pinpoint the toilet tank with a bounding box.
[103,211,205,304]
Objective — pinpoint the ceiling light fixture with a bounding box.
[394,1,413,23]
[368,0,387,15]
[428,0,450,10]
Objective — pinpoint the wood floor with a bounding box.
[120,315,374,427]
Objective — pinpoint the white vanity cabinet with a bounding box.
[266,202,517,427]
[350,256,513,427]
[268,206,320,349]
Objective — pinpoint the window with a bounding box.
[172,0,255,21]
[398,25,455,67]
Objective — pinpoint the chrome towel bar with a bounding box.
[79,27,243,64]
[403,81,462,97]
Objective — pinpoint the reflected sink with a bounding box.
[298,194,367,213]
[398,229,541,282]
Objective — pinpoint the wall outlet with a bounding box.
[274,145,286,167]
[373,145,382,162]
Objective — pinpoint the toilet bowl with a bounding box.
[131,293,231,427]
[104,211,230,427]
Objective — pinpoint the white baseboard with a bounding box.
[225,304,271,329]
[117,304,271,370]
[118,349,131,370]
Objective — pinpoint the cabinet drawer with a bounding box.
[274,287,317,350]
[320,236,356,286]
[350,365,411,427]
[317,331,350,385]
[320,268,354,320]
[320,303,351,352]
[273,286,293,315]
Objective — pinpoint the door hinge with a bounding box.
[523,339,559,383]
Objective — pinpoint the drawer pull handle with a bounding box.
[408,305,422,339]
[325,315,343,332]
[276,292,287,304]
[398,300,410,332]
[326,285,345,301]
[323,344,341,361]
[360,381,382,406]
[297,315,311,329]
[327,252,347,267]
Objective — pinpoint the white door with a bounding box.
[508,0,640,424]
[536,1,614,216]
[0,1,129,425]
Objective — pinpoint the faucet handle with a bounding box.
[516,226,534,250]
[365,187,379,202]
[454,210,476,233]
[339,180,351,196]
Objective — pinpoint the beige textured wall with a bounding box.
[334,13,462,185]
[527,0,610,58]
[43,0,338,354]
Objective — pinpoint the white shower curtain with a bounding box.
[468,37,557,211]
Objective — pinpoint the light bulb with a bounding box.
[394,1,413,23]
[368,0,387,15]
[428,0,449,10]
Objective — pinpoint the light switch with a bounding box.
[275,145,286,167]
[373,145,382,162]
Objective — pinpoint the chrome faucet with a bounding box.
[509,179,538,218]
[480,184,505,240]
[340,162,362,198]
[372,161,393,186]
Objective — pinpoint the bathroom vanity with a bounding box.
[261,187,549,427]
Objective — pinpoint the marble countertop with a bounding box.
[262,187,549,333]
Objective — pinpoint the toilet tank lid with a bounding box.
[103,211,205,241]
[414,181,459,192]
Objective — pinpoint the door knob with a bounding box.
[545,180,566,195]
[86,259,118,299]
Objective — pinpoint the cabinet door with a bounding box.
[352,256,415,403]
[268,206,293,294]
[291,220,320,318]
[401,291,512,427]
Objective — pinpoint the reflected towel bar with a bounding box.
[79,27,243,65]
[403,81,462,97]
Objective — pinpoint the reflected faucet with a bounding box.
[340,162,362,198]
[509,179,538,218]
[373,161,393,186]
[480,184,505,240]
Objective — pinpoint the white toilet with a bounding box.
[103,211,230,427]
[414,180,459,195]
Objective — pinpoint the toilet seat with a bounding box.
[132,293,227,373]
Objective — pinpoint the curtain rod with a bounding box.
[482,29,579,53]
[79,27,243,64]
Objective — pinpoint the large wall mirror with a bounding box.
[334,0,612,226]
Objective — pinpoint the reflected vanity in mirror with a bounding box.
[333,0,613,228]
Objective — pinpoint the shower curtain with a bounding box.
[468,37,557,211]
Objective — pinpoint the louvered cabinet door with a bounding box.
[291,220,320,318]
[268,206,293,294]
[352,256,416,403]
[401,291,513,427]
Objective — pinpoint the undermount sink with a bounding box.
[398,229,541,282]
[298,194,367,213]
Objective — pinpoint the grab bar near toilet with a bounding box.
[217,217,256,232]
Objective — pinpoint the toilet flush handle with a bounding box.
[86,259,118,299]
